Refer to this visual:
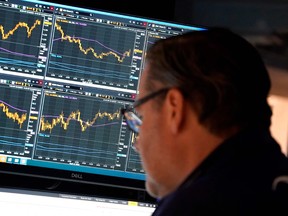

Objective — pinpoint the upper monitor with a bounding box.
[0,0,206,190]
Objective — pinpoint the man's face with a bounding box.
[135,65,174,198]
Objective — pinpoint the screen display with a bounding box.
[0,0,205,189]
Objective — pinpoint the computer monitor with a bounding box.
[0,0,206,190]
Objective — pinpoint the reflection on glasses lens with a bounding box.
[130,132,139,152]
[124,111,142,134]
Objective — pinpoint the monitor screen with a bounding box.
[0,186,156,216]
[0,0,206,189]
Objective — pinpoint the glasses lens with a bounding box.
[124,111,142,134]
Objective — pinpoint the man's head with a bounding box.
[144,28,272,135]
[129,28,272,198]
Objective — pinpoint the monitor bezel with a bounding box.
[0,162,146,190]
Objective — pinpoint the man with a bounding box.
[122,28,288,215]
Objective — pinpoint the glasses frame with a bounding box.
[121,88,170,134]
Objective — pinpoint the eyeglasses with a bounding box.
[121,88,170,134]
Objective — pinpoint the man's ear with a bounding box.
[165,88,185,134]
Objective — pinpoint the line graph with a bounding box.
[0,7,43,73]
[54,22,131,63]
[0,101,27,128]
[47,18,136,87]
[0,85,32,153]
[35,91,123,166]
[0,19,41,40]
[40,108,121,133]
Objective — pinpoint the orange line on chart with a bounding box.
[40,109,121,133]
[0,20,41,40]
[55,22,131,62]
[0,103,27,128]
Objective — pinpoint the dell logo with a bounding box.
[71,173,83,179]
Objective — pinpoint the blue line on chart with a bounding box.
[128,155,142,164]
[36,143,117,159]
[48,61,130,80]
[0,135,26,142]
[0,57,37,68]
[36,141,116,156]
[49,57,130,75]
[0,135,26,147]
[128,159,142,165]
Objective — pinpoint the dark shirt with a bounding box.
[152,128,288,216]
